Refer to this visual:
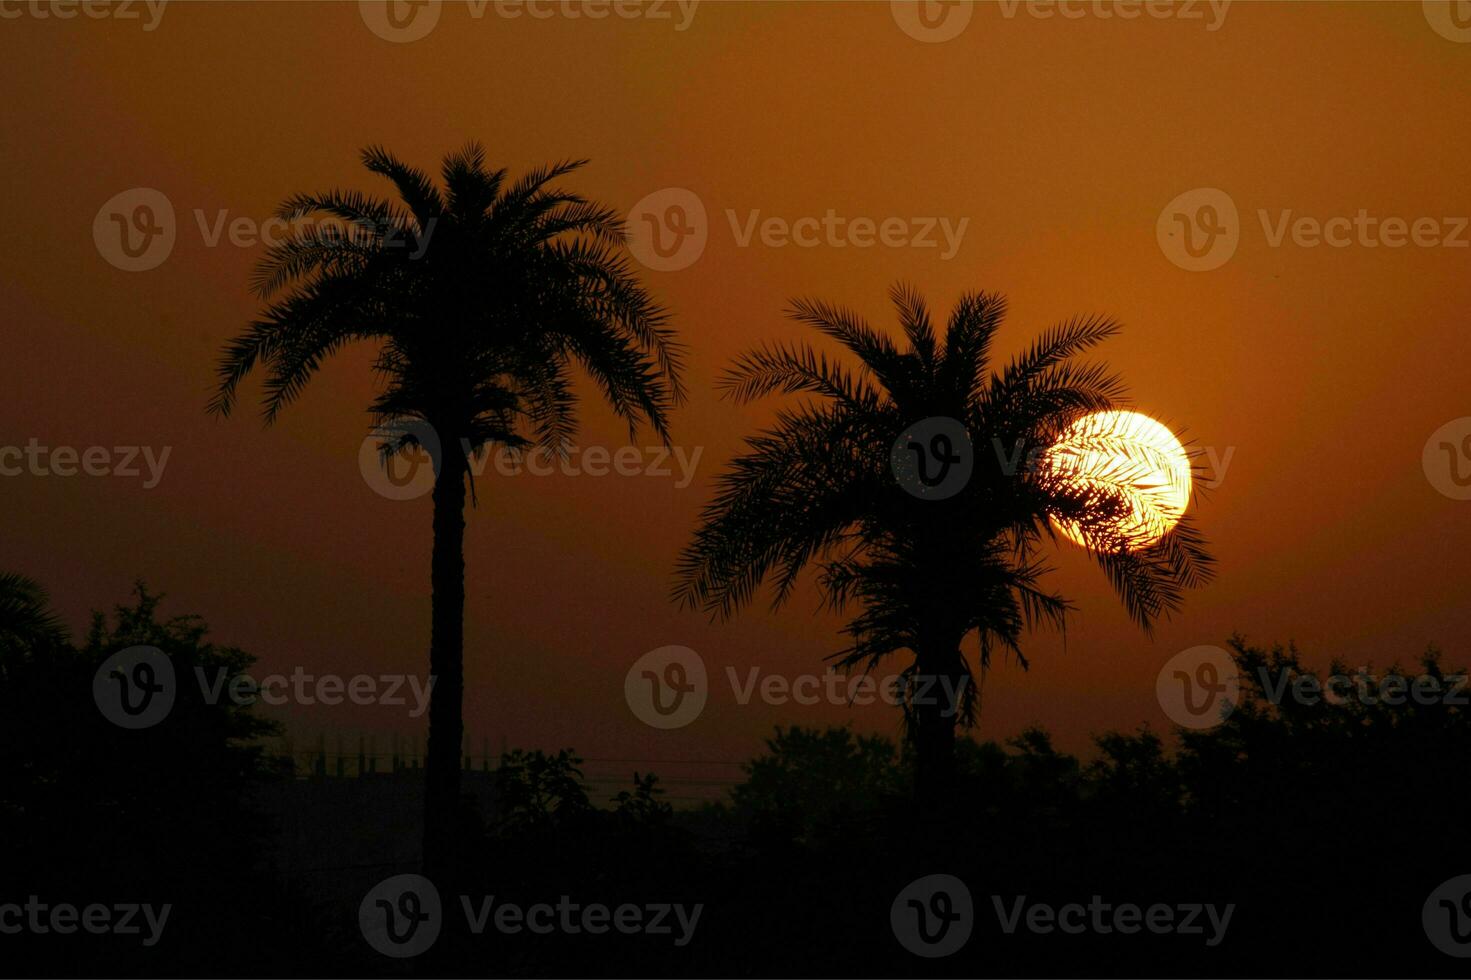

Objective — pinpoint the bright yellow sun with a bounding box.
[1041,410,1192,551]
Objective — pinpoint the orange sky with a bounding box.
[4,0,1471,765]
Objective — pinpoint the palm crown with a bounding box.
[209,142,684,459]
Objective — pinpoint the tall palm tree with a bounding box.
[210,143,684,881]
[675,286,1212,805]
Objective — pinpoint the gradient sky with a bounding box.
[4,0,1471,769]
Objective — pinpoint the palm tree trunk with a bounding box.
[913,692,958,808]
[912,639,960,812]
[423,443,466,887]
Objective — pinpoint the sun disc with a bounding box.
[1041,410,1192,551]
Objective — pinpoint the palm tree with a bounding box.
[0,572,66,672]
[210,143,684,882]
[675,286,1212,805]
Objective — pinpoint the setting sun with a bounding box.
[1042,410,1192,551]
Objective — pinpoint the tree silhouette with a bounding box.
[0,579,293,975]
[0,571,66,668]
[732,726,903,845]
[210,143,683,883]
[675,286,1212,804]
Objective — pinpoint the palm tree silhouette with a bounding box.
[210,143,683,881]
[675,286,1212,804]
[0,572,66,668]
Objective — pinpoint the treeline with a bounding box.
[3,579,1467,976]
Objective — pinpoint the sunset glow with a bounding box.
[1043,410,1192,551]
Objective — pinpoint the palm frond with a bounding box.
[0,572,66,656]
[889,282,936,368]
[361,144,444,226]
